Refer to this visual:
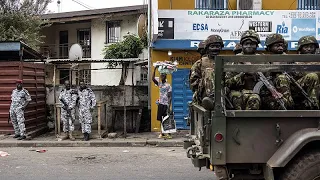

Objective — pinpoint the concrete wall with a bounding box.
[90,14,147,86]
[46,85,149,132]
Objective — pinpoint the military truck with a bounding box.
[184,54,320,180]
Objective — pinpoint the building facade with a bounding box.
[41,5,148,87]
[150,0,320,131]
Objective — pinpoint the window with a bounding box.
[195,0,228,10]
[59,69,70,84]
[106,21,121,43]
[298,0,320,9]
[79,69,91,85]
[77,29,91,58]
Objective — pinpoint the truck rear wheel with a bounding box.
[280,151,320,180]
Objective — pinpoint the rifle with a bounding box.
[254,72,287,110]
[283,72,319,109]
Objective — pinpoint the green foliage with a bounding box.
[0,0,51,50]
[103,33,146,67]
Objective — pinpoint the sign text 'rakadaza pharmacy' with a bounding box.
[156,10,319,41]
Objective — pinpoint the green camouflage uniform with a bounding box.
[261,33,294,110]
[190,35,224,105]
[292,36,319,109]
[226,30,261,110]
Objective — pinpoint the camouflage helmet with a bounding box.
[297,35,319,51]
[233,43,242,52]
[240,29,260,45]
[265,33,285,47]
[204,34,224,48]
[197,41,206,53]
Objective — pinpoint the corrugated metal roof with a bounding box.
[0,41,44,60]
[41,5,147,20]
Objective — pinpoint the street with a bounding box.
[0,147,216,180]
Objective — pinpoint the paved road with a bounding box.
[0,147,216,180]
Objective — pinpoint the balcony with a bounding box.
[39,43,91,59]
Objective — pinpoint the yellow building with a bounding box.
[150,0,318,131]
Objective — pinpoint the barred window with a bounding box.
[195,0,228,10]
[298,0,320,9]
[106,21,121,43]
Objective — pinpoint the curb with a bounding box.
[0,140,184,148]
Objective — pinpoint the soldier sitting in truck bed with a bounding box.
[189,35,224,105]
[226,30,261,110]
[261,33,294,110]
[292,35,319,109]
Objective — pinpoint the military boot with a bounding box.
[69,132,75,141]
[18,135,26,140]
[84,133,90,141]
[13,134,20,138]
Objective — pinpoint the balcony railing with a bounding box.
[40,43,91,59]
[195,0,228,10]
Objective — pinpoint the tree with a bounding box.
[0,0,51,50]
[103,33,146,85]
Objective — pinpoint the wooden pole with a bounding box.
[53,64,58,136]
[123,83,127,138]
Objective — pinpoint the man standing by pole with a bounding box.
[78,80,96,141]
[9,80,31,140]
[59,80,77,141]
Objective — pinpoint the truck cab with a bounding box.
[185,54,320,180]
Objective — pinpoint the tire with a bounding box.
[280,151,320,180]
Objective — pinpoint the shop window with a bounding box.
[195,0,227,10]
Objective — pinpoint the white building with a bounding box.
[40,5,148,86]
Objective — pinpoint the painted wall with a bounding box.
[90,15,147,86]
[158,0,195,9]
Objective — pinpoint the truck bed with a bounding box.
[224,110,319,163]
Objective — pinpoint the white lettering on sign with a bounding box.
[291,42,298,49]
[159,21,164,27]
[190,41,200,47]
[168,21,173,28]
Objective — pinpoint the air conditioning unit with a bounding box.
[237,0,262,10]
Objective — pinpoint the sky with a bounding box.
[47,0,146,13]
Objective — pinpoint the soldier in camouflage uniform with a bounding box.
[10,80,31,140]
[197,41,206,57]
[262,33,294,110]
[59,80,78,140]
[233,43,242,55]
[225,30,261,110]
[293,35,319,109]
[78,80,96,141]
[189,35,224,105]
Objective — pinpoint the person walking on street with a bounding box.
[77,80,96,141]
[59,80,77,141]
[152,67,172,139]
[10,80,31,140]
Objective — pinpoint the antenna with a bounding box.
[69,44,83,61]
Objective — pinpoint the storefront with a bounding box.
[150,7,320,131]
